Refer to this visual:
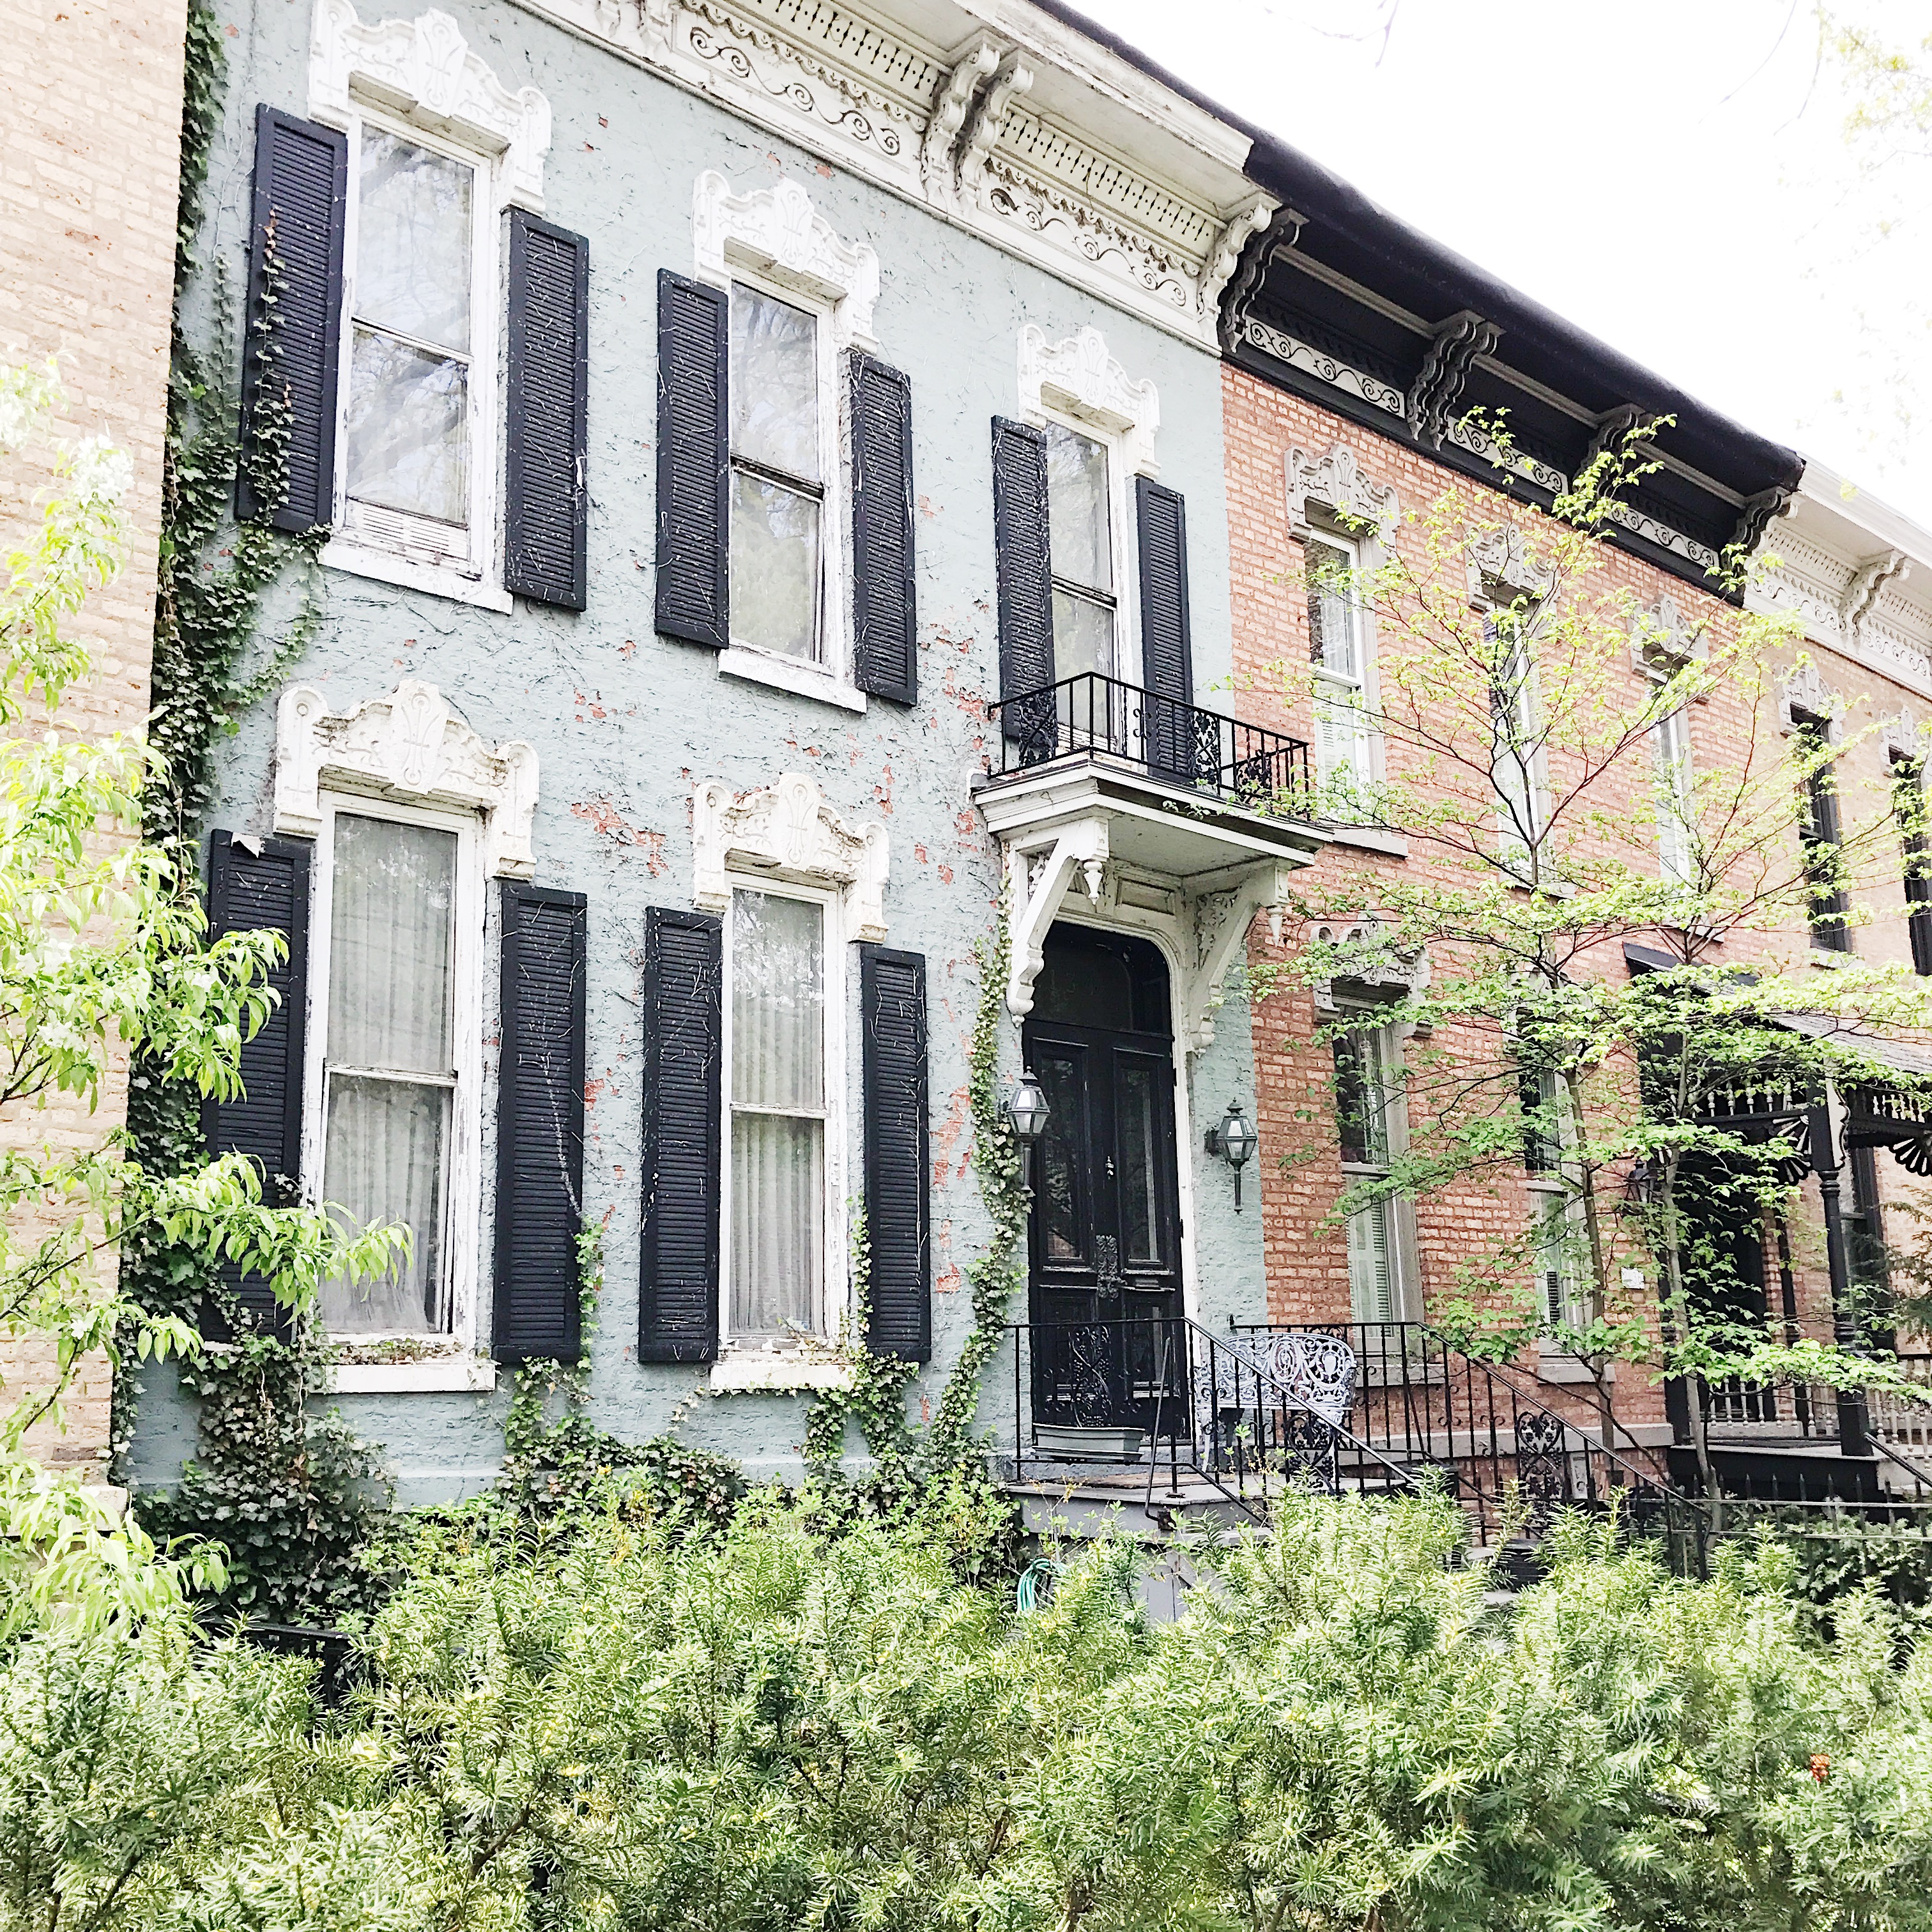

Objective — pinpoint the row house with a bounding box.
[124,0,1932,1524]
[134,0,1314,1503]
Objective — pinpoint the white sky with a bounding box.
[1083,0,1931,528]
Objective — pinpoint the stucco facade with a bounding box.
[130,0,1291,1501]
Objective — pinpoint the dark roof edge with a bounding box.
[1020,0,1804,494]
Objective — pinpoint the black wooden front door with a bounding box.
[1023,926,1183,1434]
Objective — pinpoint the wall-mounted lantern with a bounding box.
[1002,1069,1052,1147]
[1205,1098,1259,1211]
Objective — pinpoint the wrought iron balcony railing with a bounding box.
[988,673,1315,817]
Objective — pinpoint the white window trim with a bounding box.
[694,172,878,702]
[1653,703,1696,885]
[1302,520,1386,808]
[302,791,486,1361]
[716,876,849,1374]
[1038,406,1141,691]
[1335,1008,1420,1326]
[321,102,504,593]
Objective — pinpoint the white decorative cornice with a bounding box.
[275,680,538,877]
[1465,523,1554,605]
[1285,442,1401,544]
[1629,592,1708,677]
[1017,325,1160,477]
[692,171,880,350]
[693,772,888,942]
[510,0,1274,346]
[309,0,551,209]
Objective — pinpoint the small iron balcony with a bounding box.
[988,673,1315,816]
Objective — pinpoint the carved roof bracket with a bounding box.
[1216,203,1305,354]
[1181,864,1301,1056]
[920,34,1002,203]
[1002,819,1110,1018]
[1843,548,1912,641]
[1407,310,1501,450]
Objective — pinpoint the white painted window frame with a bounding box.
[717,873,849,1357]
[1300,517,1386,807]
[302,790,486,1355]
[322,103,507,605]
[717,266,856,703]
[1653,701,1696,885]
[1334,1004,1420,1326]
[1039,402,1142,694]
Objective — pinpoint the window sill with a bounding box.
[321,537,514,613]
[1534,1348,1614,1387]
[1327,822,1408,858]
[325,1354,498,1394]
[720,645,868,714]
[710,1349,854,1393]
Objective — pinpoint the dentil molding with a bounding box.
[309,0,551,209]
[1285,441,1401,544]
[1017,325,1160,478]
[693,172,880,349]
[275,680,539,877]
[693,772,889,942]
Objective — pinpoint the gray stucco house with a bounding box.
[137,0,1330,1503]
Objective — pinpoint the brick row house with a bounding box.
[98,0,1932,1524]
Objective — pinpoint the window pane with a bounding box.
[1307,539,1358,680]
[1347,1197,1395,1325]
[328,814,457,1075]
[1334,1030,1389,1167]
[320,1072,448,1333]
[730,470,820,659]
[355,131,472,351]
[730,285,818,480]
[730,1112,823,1337]
[346,327,470,526]
[1045,422,1110,594]
[1119,1062,1161,1264]
[1052,586,1116,683]
[1038,1054,1085,1263]
[732,892,824,1111]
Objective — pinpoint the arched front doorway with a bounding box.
[1022,923,1183,1437]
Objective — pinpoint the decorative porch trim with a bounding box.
[692,771,889,941]
[309,0,551,209]
[1181,864,1301,1055]
[274,679,539,877]
[1002,818,1110,1016]
[693,171,880,351]
[1016,325,1161,478]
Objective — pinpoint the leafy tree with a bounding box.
[1249,422,1932,1501]
[0,358,400,1627]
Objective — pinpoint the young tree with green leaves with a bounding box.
[1253,422,1932,1505]
[0,358,401,1627]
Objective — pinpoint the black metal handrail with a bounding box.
[1004,1317,1426,1526]
[988,673,1315,817]
[1241,1319,1701,1564]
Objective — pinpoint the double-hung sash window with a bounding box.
[1335,1020,1408,1325]
[728,284,826,663]
[342,126,487,569]
[1795,712,1850,951]
[1307,533,1374,808]
[1489,614,1544,874]
[726,888,831,1339]
[1045,422,1117,685]
[1653,703,1695,884]
[1521,1061,1581,1330]
[316,806,474,1335]
[1894,752,1932,975]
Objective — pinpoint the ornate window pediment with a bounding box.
[1465,523,1554,606]
[693,172,879,351]
[1017,325,1160,479]
[1285,441,1400,544]
[1308,914,1428,1016]
[309,0,552,209]
[275,680,539,877]
[1781,659,1843,738]
[1630,592,1709,677]
[693,772,889,942]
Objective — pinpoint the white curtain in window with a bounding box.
[730,891,825,1337]
[320,815,458,1333]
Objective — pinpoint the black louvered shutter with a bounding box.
[639,907,722,1361]
[655,272,730,648]
[851,354,917,703]
[202,831,311,1339]
[237,107,346,532]
[992,417,1054,744]
[1137,477,1196,784]
[505,211,590,611]
[494,884,588,1362]
[860,946,930,1362]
